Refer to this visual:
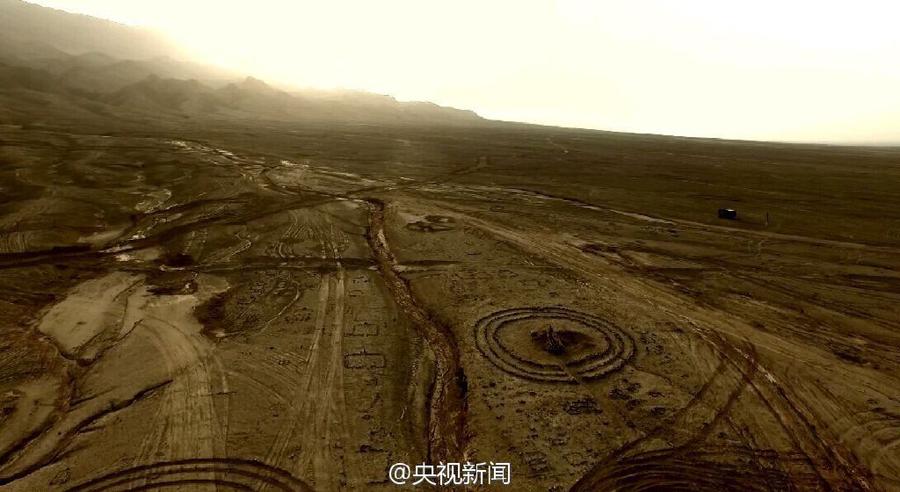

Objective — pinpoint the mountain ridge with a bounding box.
[0,0,483,127]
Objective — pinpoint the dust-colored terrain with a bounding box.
[1,120,900,492]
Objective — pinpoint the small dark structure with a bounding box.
[532,325,567,355]
[718,208,738,220]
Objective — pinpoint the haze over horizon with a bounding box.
[27,0,900,144]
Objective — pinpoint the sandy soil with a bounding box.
[0,123,899,490]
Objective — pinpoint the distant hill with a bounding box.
[99,75,482,124]
[0,0,483,127]
[59,57,238,94]
[0,61,61,92]
[298,89,481,122]
[216,77,297,115]
[0,0,180,60]
[104,75,226,114]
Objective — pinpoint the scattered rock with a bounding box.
[564,397,603,415]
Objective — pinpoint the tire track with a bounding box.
[570,343,827,492]
[130,281,231,489]
[66,458,313,492]
[300,269,347,490]
[135,315,222,486]
[262,273,331,480]
[298,228,351,489]
[263,225,351,490]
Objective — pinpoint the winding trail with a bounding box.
[363,198,468,464]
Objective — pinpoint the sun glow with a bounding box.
[31,0,900,143]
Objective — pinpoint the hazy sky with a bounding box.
[33,0,900,143]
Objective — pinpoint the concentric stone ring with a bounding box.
[474,307,635,383]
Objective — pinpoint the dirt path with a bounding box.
[255,217,354,491]
[262,274,332,475]
[503,186,900,254]
[364,198,468,464]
